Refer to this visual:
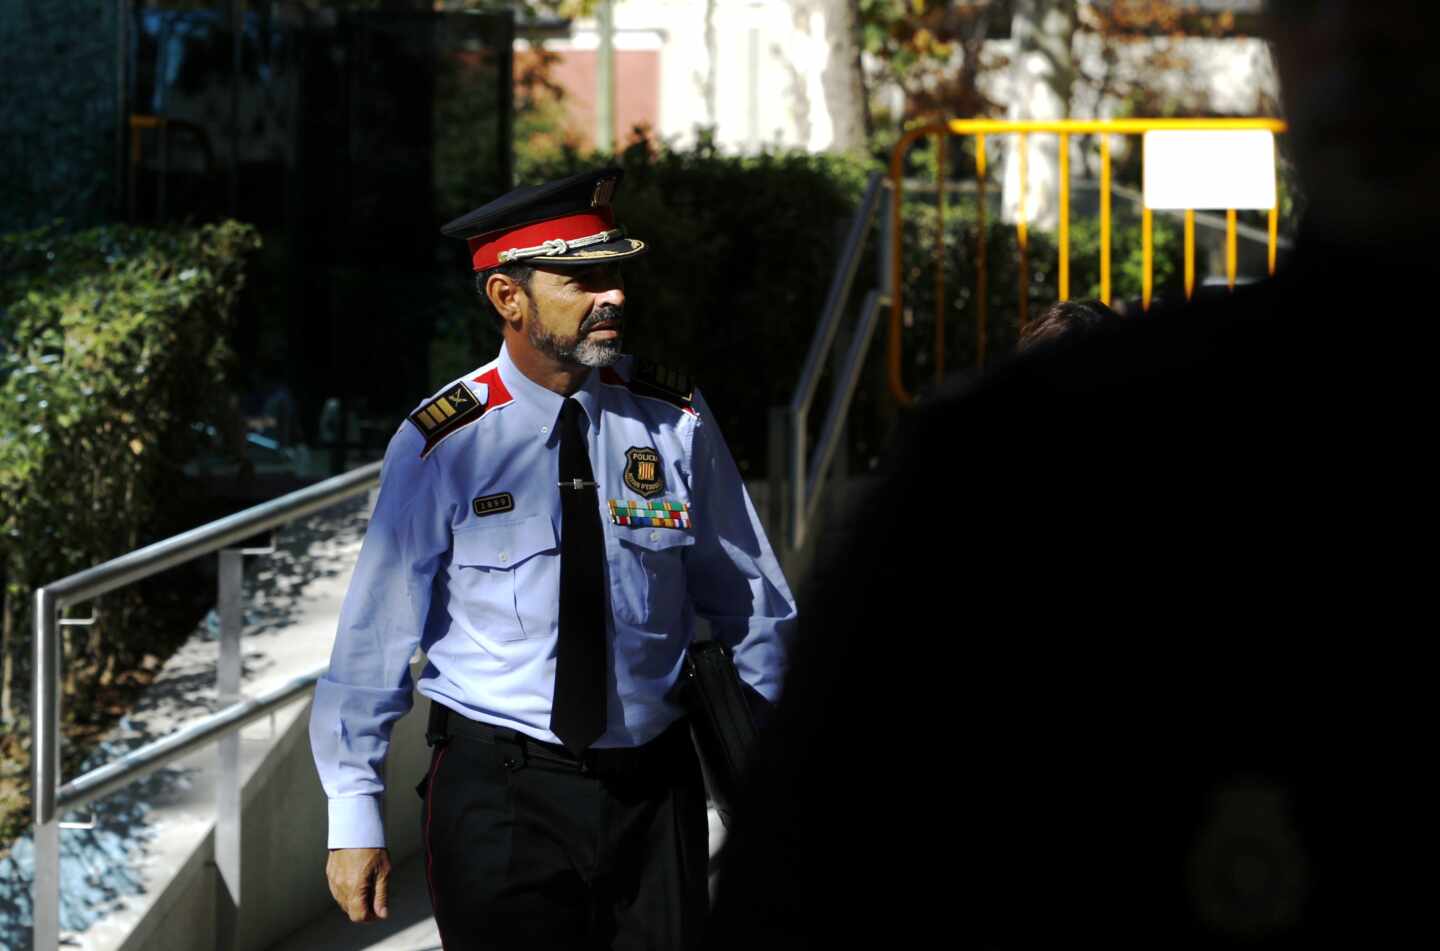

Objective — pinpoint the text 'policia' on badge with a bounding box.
[623,446,665,498]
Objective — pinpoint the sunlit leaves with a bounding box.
[0,220,259,719]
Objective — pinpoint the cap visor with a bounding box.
[527,237,647,266]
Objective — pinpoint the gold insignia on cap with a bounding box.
[591,177,617,208]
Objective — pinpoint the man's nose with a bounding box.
[594,284,625,309]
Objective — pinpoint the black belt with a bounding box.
[426,700,686,779]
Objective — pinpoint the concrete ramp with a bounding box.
[42,497,432,951]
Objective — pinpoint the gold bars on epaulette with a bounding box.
[608,499,691,529]
[408,381,483,454]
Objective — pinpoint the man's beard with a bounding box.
[527,302,625,368]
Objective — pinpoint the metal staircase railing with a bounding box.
[768,171,893,560]
[29,461,382,951]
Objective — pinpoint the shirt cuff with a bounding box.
[327,795,386,850]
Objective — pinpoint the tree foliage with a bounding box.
[860,0,1009,137]
[1077,0,1254,120]
[0,221,260,731]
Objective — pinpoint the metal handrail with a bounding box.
[30,459,382,951]
[55,668,326,812]
[789,174,889,424]
[33,461,382,613]
[770,171,893,553]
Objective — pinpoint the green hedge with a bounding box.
[0,221,259,731]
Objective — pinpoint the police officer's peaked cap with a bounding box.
[441,167,647,272]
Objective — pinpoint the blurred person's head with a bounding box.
[1017,298,1118,352]
[1263,0,1440,244]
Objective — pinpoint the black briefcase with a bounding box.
[672,639,768,824]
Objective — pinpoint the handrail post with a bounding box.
[789,407,806,551]
[32,587,60,951]
[878,178,894,302]
[216,549,244,950]
[767,406,791,562]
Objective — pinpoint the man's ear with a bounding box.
[485,272,526,327]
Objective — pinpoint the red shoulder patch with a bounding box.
[472,366,514,415]
[409,367,514,459]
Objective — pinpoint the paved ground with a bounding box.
[0,496,373,951]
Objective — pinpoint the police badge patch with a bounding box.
[623,446,665,498]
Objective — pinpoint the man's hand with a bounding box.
[326,847,391,923]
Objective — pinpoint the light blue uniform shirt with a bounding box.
[310,344,797,848]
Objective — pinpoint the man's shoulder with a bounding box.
[402,357,513,460]
[598,355,699,418]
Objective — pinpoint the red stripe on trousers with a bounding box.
[424,745,451,949]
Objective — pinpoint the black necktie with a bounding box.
[551,398,607,755]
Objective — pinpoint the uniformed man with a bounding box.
[309,167,796,950]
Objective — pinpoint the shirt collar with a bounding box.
[496,342,602,434]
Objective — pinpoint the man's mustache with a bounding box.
[581,305,624,333]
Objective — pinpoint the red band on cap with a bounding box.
[468,209,617,271]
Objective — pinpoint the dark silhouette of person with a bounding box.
[707,2,1434,947]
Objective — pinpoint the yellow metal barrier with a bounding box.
[887,117,1288,405]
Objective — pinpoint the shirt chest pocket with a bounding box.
[451,515,558,643]
[612,526,695,630]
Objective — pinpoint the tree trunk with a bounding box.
[1002,0,1077,231]
[702,0,718,132]
[784,0,868,154]
[818,0,868,154]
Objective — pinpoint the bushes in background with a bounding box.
[0,221,259,740]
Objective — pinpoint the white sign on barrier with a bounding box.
[1143,130,1277,210]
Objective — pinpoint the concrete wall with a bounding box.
[114,691,430,951]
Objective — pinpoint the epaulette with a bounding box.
[408,380,484,457]
[625,358,696,414]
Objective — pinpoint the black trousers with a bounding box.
[419,708,709,951]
